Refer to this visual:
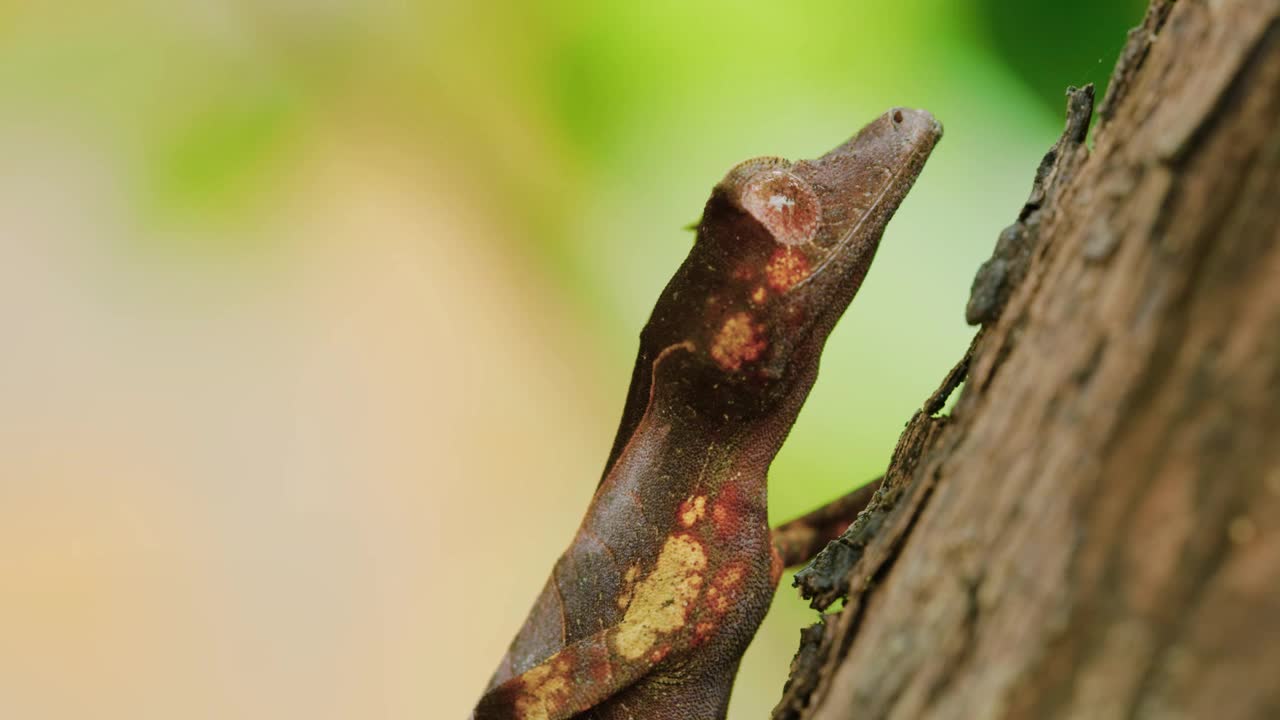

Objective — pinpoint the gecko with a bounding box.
[472,107,942,720]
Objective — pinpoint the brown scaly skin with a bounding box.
[472,108,942,720]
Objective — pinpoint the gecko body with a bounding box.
[473,108,942,720]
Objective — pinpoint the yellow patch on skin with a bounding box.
[765,246,810,292]
[612,534,708,660]
[751,286,767,304]
[679,495,707,527]
[710,312,767,371]
[514,657,572,720]
[616,564,642,610]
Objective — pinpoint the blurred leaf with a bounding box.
[146,76,303,226]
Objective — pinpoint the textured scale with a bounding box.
[472,108,942,720]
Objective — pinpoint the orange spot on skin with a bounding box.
[700,562,750,618]
[712,503,730,524]
[765,247,811,292]
[588,657,614,685]
[694,621,716,643]
[679,495,707,527]
[751,286,767,304]
[712,504,729,525]
[714,563,746,591]
[770,543,785,586]
[650,646,671,663]
[710,312,767,371]
[711,501,740,537]
[705,585,731,614]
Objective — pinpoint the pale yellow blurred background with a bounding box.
[0,1,1142,718]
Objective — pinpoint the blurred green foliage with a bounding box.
[150,76,303,220]
[976,0,1147,113]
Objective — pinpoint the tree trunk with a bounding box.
[772,1,1280,718]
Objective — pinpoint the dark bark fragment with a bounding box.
[966,85,1094,326]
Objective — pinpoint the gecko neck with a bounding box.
[597,350,821,533]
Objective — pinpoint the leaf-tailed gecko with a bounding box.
[472,108,942,720]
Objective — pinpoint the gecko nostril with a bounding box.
[892,110,904,125]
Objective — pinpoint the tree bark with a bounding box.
[773,1,1280,718]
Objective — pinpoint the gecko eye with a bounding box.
[738,169,821,246]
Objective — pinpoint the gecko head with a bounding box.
[639,108,942,421]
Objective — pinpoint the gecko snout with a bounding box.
[886,107,944,142]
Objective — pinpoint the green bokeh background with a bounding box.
[0,1,1144,717]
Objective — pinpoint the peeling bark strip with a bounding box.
[775,1,1280,718]
[966,86,1094,327]
[472,110,942,720]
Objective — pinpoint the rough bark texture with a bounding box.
[774,1,1280,718]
